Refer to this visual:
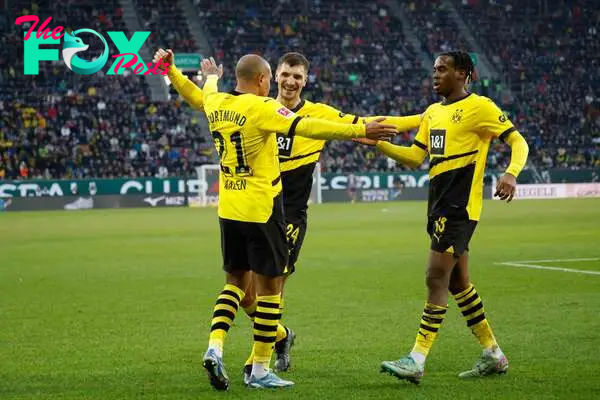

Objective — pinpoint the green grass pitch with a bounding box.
[1,198,599,399]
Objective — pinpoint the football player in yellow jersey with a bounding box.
[249,52,423,376]
[156,49,421,385]
[161,52,397,390]
[356,51,529,384]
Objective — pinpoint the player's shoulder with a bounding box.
[251,96,298,119]
[423,102,441,116]
[242,94,275,112]
[310,101,348,117]
[469,94,498,108]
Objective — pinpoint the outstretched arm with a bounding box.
[253,100,398,141]
[316,103,422,132]
[356,112,429,168]
[375,141,428,169]
[362,114,423,132]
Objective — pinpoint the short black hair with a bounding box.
[440,51,475,83]
[277,52,310,72]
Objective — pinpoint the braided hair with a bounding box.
[440,51,476,84]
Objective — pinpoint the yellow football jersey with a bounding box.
[415,93,516,221]
[202,90,366,223]
[277,100,358,172]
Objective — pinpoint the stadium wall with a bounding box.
[0,169,598,212]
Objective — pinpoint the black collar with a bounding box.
[441,92,472,106]
[229,90,243,96]
[290,99,306,113]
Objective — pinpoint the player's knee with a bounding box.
[426,266,450,292]
[240,292,256,309]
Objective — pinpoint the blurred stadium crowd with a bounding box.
[1,0,598,179]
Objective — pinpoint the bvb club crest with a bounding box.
[451,108,463,124]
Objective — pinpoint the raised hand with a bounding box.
[201,56,224,78]
[153,48,174,72]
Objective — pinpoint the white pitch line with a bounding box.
[495,261,600,276]
[502,258,600,264]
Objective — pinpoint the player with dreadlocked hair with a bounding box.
[355,50,529,384]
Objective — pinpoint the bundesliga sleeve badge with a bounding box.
[277,107,295,118]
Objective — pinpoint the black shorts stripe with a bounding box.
[254,311,281,320]
[422,315,444,324]
[216,298,239,310]
[420,323,439,333]
[221,290,241,302]
[462,301,484,317]
[425,307,447,315]
[272,176,281,186]
[499,127,517,143]
[211,321,231,332]
[430,150,479,168]
[254,334,277,343]
[213,309,236,320]
[458,293,480,308]
[414,140,427,151]
[455,286,475,301]
[352,115,359,124]
[257,301,280,309]
[467,313,486,327]
[279,149,322,163]
[253,322,278,332]
[288,116,303,136]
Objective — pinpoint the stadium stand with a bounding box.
[1,0,213,179]
[134,0,198,52]
[1,0,598,180]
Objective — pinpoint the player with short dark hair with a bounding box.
[240,52,423,379]
[356,51,529,384]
